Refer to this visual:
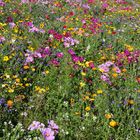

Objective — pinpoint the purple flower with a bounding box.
[42,128,55,140]
[48,120,59,134]
[44,47,51,55]
[0,98,5,105]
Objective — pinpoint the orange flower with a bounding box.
[7,100,13,107]
[23,65,29,69]
[105,114,112,119]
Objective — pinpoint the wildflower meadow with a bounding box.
[0,0,140,139]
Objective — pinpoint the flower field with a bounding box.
[0,0,140,139]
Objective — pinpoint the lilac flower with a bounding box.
[98,64,109,73]
[33,52,42,58]
[29,27,39,32]
[28,121,45,131]
[9,22,16,28]
[25,56,34,63]
[42,128,55,140]
[48,120,59,134]
[28,121,41,131]
[82,4,90,9]
[101,74,111,85]
[21,0,28,3]
[63,37,79,47]
[105,61,114,67]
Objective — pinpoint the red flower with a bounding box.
[63,25,67,29]
[69,12,74,16]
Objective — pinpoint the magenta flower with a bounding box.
[68,49,75,55]
[56,52,64,58]
[42,128,55,140]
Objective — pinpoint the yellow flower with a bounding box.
[85,106,91,111]
[125,44,133,51]
[46,86,49,91]
[32,68,35,72]
[14,26,18,33]
[35,86,41,92]
[80,82,85,87]
[92,94,97,97]
[40,23,44,28]
[81,72,86,76]
[3,56,9,62]
[23,78,27,81]
[128,100,134,105]
[8,88,14,93]
[109,120,118,127]
[89,98,95,101]
[85,96,89,100]
[28,46,34,52]
[45,70,49,74]
[97,90,103,94]
[25,83,30,87]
